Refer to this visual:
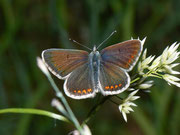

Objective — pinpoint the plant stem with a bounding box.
[108,98,119,105]
[131,77,140,84]
[148,74,162,79]
[115,95,123,100]
[46,74,83,134]
[83,96,110,124]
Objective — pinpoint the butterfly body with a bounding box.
[42,38,146,99]
[89,46,101,92]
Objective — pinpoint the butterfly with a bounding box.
[42,37,146,99]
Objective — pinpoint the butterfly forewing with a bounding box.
[64,63,96,99]
[98,62,130,95]
[98,39,143,95]
[100,40,142,71]
[42,49,89,79]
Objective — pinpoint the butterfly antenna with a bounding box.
[97,30,117,49]
[69,38,92,51]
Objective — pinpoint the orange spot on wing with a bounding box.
[128,59,131,63]
[119,84,122,87]
[110,86,114,89]
[87,89,92,92]
[74,90,76,93]
[82,89,86,94]
[131,55,134,58]
[115,85,118,88]
[78,90,81,94]
[105,86,109,89]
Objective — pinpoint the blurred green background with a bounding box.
[0,0,180,135]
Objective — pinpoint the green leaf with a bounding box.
[0,108,70,123]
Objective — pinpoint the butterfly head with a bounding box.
[93,45,97,52]
[90,45,100,59]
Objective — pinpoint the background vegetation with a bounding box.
[0,0,180,135]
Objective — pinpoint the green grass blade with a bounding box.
[0,108,70,123]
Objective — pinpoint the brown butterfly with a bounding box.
[42,37,146,99]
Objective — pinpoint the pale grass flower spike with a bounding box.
[119,90,140,122]
[137,42,180,87]
[37,57,50,77]
[138,80,154,89]
[70,124,92,135]
[163,74,180,87]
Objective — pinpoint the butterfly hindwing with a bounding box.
[64,63,96,99]
[98,61,130,95]
[100,39,142,71]
[42,49,89,79]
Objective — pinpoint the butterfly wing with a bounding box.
[64,63,96,99]
[98,62,130,95]
[98,39,144,95]
[100,39,143,71]
[42,49,96,99]
[42,49,89,79]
